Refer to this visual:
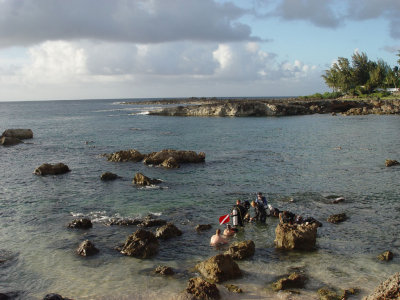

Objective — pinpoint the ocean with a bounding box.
[0,99,399,299]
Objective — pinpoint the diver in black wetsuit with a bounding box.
[250,200,267,223]
[232,199,247,227]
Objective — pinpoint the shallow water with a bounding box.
[0,99,399,299]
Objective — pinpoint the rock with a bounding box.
[106,149,145,162]
[34,163,70,176]
[317,287,341,300]
[76,240,99,256]
[0,136,23,146]
[68,218,92,229]
[327,213,347,224]
[154,265,174,276]
[139,216,167,227]
[0,293,10,300]
[274,223,318,251]
[2,129,33,139]
[385,159,400,167]
[133,172,161,186]
[272,272,307,291]
[224,284,243,293]
[377,250,394,261]
[364,273,400,299]
[184,277,220,300]
[342,288,359,298]
[155,223,182,240]
[195,254,242,283]
[106,218,142,226]
[100,172,118,181]
[224,240,255,260]
[143,149,205,166]
[160,157,180,168]
[43,294,67,300]
[120,229,159,258]
[195,224,212,232]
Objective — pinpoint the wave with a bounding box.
[69,210,163,224]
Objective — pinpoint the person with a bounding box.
[210,229,228,246]
[231,199,247,227]
[250,200,267,223]
[223,224,237,236]
[256,192,268,207]
[279,210,296,224]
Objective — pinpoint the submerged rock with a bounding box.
[2,129,33,139]
[34,163,70,176]
[377,250,394,261]
[364,273,400,299]
[43,294,71,300]
[106,218,142,226]
[385,159,400,167]
[106,149,145,162]
[155,223,182,240]
[224,284,243,293]
[68,218,92,229]
[274,223,318,251]
[100,172,118,181]
[195,254,242,283]
[133,172,161,186]
[76,240,99,256]
[182,277,220,300]
[139,216,167,227]
[0,136,23,146]
[224,240,255,260]
[317,287,341,300]
[327,213,347,224]
[120,229,159,258]
[143,149,205,166]
[154,265,174,276]
[195,224,212,232]
[272,272,307,291]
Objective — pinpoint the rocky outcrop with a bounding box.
[195,254,242,283]
[76,240,99,256]
[364,273,400,300]
[195,224,212,232]
[68,218,92,229]
[327,213,347,224]
[2,129,33,139]
[100,172,118,181]
[275,223,318,251]
[143,149,205,166]
[106,149,145,162]
[139,216,167,227]
[133,172,161,186]
[0,136,23,146]
[160,157,180,168]
[385,159,400,167]
[183,277,220,300]
[106,218,142,226]
[34,163,70,176]
[155,223,182,240]
[43,294,71,300]
[272,272,307,291]
[224,240,255,260]
[120,229,159,258]
[377,250,394,261]
[154,265,174,276]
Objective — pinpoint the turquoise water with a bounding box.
[0,99,399,299]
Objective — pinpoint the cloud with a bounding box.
[0,0,258,47]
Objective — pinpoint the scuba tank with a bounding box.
[232,207,238,226]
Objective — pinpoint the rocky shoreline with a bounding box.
[137,98,400,117]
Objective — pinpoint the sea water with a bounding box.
[0,99,399,299]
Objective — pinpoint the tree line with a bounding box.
[322,51,400,95]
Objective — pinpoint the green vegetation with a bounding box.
[302,51,400,100]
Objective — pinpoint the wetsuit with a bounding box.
[253,202,267,223]
[232,204,246,226]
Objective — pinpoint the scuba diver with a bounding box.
[231,199,247,227]
[250,200,267,223]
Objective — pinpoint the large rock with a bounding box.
[139,215,167,227]
[225,240,255,260]
[133,172,161,186]
[274,223,318,251]
[68,218,93,229]
[120,229,159,258]
[364,273,400,300]
[143,149,205,166]
[100,172,118,181]
[327,213,347,224]
[195,254,242,283]
[76,240,99,256]
[183,277,220,300]
[0,136,23,146]
[2,129,33,139]
[34,163,70,176]
[155,223,182,240]
[272,272,307,291]
[385,159,400,167]
[106,149,145,162]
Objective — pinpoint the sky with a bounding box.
[0,0,399,101]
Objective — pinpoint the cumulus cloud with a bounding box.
[0,0,258,47]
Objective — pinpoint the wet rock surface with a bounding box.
[385,159,400,167]
[139,216,167,227]
[327,213,347,224]
[224,284,243,293]
[224,240,255,260]
[195,254,242,283]
[377,250,394,261]
[272,272,307,291]
[154,265,174,276]
[34,163,70,176]
[143,149,205,166]
[180,277,220,300]
[100,172,118,181]
[133,172,162,186]
[68,218,93,229]
[120,229,159,258]
[106,149,145,162]
[155,223,182,240]
[76,240,99,256]
[2,129,33,139]
[195,224,212,232]
[364,273,400,299]
[274,223,318,251]
[0,136,23,146]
